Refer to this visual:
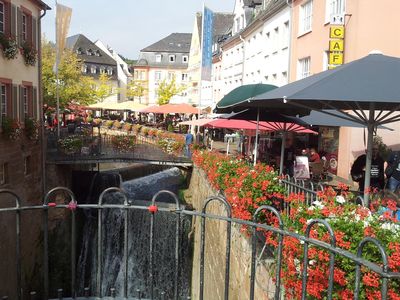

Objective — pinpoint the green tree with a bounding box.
[126,79,147,101]
[95,72,115,102]
[156,77,186,105]
[42,40,97,109]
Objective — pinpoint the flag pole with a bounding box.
[55,0,60,138]
[198,2,205,130]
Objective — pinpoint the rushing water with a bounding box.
[77,167,192,299]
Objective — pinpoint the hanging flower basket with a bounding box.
[0,33,18,60]
[21,41,37,66]
[1,117,22,140]
[24,117,39,140]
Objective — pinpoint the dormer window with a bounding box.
[182,55,188,63]
[169,55,175,63]
[107,68,113,75]
[81,64,87,73]
[91,66,97,74]
[86,49,93,56]
[95,50,101,57]
[155,54,162,63]
[76,47,83,55]
[100,66,106,74]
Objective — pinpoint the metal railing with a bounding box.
[46,131,192,166]
[0,187,400,299]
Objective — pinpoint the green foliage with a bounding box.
[167,124,174,132]
[58,136,83,154]
[126,79,147,100]
[105,120,114,128]
[24,117,39,140]
[0,33,18,59]
[156,77,186,105]
[42,40,97,109]
[21,41,37,66]
[95,73,114,102]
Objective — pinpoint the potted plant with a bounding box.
[0,33,18,60]
[58,136,83,155]
[111,135,136,153]
[21,41,37,66]
[24,117,39,140]
[1,117,22,140]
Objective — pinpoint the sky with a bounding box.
[42,0,234,60]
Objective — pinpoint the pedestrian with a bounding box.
[185,130,194,158]
[309,148,321,163]
[350,144,385,193]
[385,150,400,192]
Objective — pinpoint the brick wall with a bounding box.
[186,167,276,300]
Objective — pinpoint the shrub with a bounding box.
[58,136,83,155]
[111,135,136,153]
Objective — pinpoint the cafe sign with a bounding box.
[328,15,345,69]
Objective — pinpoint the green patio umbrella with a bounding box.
[216,84,278,112]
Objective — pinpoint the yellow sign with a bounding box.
[330,26,345,39]
[329,39,344,52]
[329,52,343,65]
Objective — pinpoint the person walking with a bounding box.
[185,130,194,158]
[385,150,400,192]
[351,145,385,193]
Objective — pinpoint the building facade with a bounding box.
[0,0,49,202]
[187,12,234,107]
[289,0,400,179]
[133,33,192,105]
[66,34,119,103]
[215,0,290,103]
[95,40,132,103]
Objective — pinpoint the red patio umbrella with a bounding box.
[153,103,199,114]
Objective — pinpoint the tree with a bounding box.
[126,79,147,102]
[95,72,115,102]
[156,77,186,105]
[42,40,97,110]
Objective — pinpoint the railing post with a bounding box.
[199,196,232,300]
[0,190,22,300]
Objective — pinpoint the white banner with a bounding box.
[55,2,72,69]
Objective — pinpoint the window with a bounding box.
[326,0,345,23]
[299,0,313,34]
[0,162,7,185]
[87,49,93,56]
[181,73,188,81]
[95,50,101,57]
[235,17,240,33]
[298,57,311,79]
[0,84,6,122]
[282,71,288,83]
[81,64,87,73]
[169,55,175,63]
[155,54,162,63]
[107,68,113,76]
[155,71,162,81]
[283,21,290,48]
[76,48,83,55]
[23,87,28,118]
[24,156,31,176]
[100,67,106,74]
[0,1,4,34]
[91,66,97,74]
[168,72,175,81]
[323,50,329,70]
[182,55,188,63]
[22,13,27,42]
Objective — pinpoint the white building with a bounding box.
[214,0,291,102]
[95,40,132,102]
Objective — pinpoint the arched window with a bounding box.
[81,64,87,73]
[91,66,97,74]
[107,68,113,75]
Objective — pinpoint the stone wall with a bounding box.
[186,167,275,300]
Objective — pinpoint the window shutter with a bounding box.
[32,17,37,49]
[10,4,16,38]
[32,87,37,119]
[27,15,32,45]
[12,84,18,119]
[16,7,22,46]
[28,87,33,117]
[6,84,12,117]
[19,85,24,122]
[4,1,11,36]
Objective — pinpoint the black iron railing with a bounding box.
[0,183,399,299]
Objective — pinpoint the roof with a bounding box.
[140,33,192,53]
[66,34,117,66]
[243,0,262,7]
[30,0,51,10]
[196,12,235,43]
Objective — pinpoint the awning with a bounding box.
[179,119,214,126]
[87,102,146,111]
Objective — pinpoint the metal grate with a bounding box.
[0,183,399,299]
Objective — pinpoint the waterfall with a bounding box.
[77,167,192,299]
